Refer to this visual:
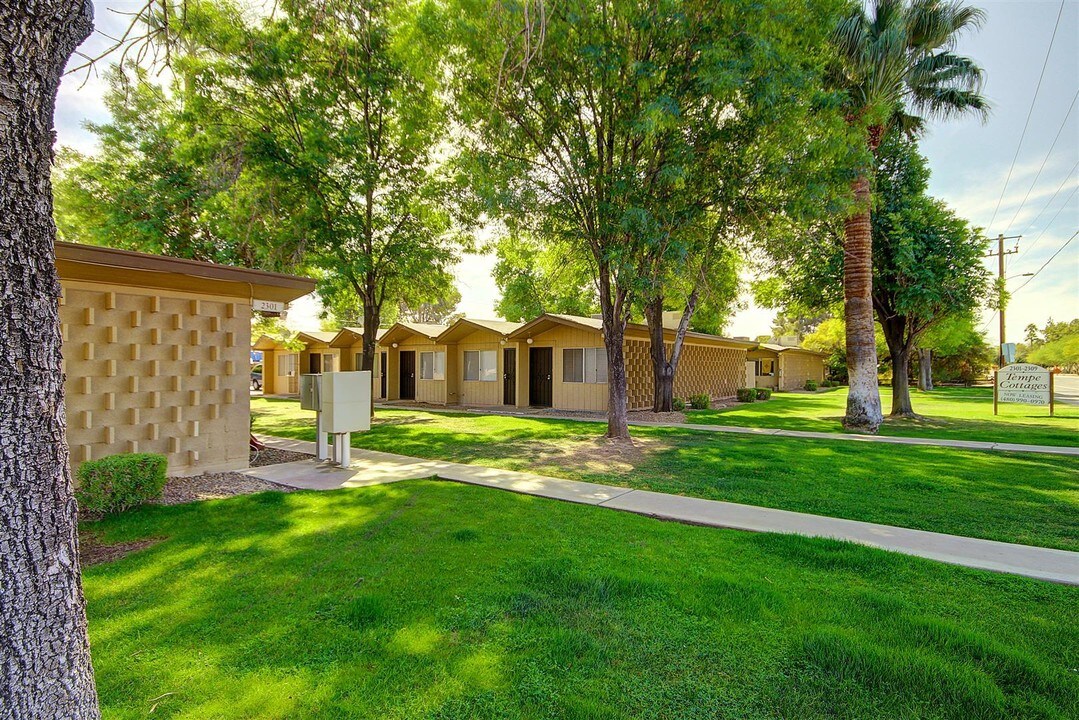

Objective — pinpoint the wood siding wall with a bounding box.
[60,280,250,475]
[456,330,505,406]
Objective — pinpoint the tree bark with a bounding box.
[1,1,100,718]
[597,259,630,440]
[917,347,933,391]
[842,167,884,431]
[642,283,700,413]
[880,315,915,417]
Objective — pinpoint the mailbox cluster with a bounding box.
[300,371,372,466]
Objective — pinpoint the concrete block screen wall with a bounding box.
[57,242,315,475]
[60,284,250,473]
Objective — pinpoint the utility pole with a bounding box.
[986,234,1020,367]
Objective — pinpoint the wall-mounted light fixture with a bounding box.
[391,342,398,348]
[526,338,534,345]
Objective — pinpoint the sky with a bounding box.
[56,0,1079,341]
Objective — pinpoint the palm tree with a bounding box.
[831,0,988,431]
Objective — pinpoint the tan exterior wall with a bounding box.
[262,349,300,395]
[524,325,609,411]
[60,281,250,476]
[779,352,825,391]
[747,349,779,390]
[457,329,508,406]
[393,336,457,404]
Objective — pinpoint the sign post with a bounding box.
[994,363,1053,416]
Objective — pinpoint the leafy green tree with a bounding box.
[492,234,597,321]
[1028,334,1079,373]
[452,0,847,434]
[916,314,988,387]
[200,0,463,377]
[829,0,988,430]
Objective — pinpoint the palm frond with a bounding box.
[908,85,990,122]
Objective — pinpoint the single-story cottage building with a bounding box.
[330,326,389,399]
[379,322,455,404]
[254,330,339,396]
[503,314,756,411]
[747,343,827,391]
[57,241,314,474]
[435,319,524,406]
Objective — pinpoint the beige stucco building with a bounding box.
[58,242,314,475]
[747,343,827,391]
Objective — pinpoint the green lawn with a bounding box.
[84,482,1079,719]
[689,386,1079,447]
[251,398,1079,551]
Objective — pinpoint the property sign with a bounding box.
[995,363,1054,415]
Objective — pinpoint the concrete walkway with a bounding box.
[249,435,1079,585]
[374,403,1079,457]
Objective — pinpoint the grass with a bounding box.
[252,397,1079,551]
[84,482,1079,719]
[689,386,1079,447]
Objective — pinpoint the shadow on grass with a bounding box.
[83,483,1079,719]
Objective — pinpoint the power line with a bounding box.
[1013,229,1078,294]
[1002,88,1079,236]
[986,0,1066,232]
[1015,159,1079,260]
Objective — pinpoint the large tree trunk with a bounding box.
[361,284,380,414]
[842,167,883,432]
[1,1,100,718]
[917,347,933,391]
[597,261,630,440]
[880,315,915,417]
[643,286,700,413]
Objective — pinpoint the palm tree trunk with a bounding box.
[1,1,100,717]
[842,168,884,431]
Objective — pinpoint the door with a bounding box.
[309,353,322,374]
[528,347,552,407]
[380,351,388,398]
[503,347,516,405]
[399,351,416,400]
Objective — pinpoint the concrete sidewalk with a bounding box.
[374,402,1079,457]
[248,435,1079,585]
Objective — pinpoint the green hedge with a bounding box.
[688,393,710,410]
[755,388,772,400]
[672,397,686,411]
[736,388,756,403]
[804,379,819,391]
[76,453,168,516]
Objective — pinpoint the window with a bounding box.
[322,353,335,372]
[277,354,297,377]
[563,347,607,384]
[464,350,498,381]
[420,351,446,380]
[355,352,363,372]
[755,359,775,376]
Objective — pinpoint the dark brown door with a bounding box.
[529,347,552,407]
[399,351,416,400]
[309,353,322,374]
[503,347,516,405]
[380,352,388,398]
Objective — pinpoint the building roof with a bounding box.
[755,343,828,357]
[378,321,449,346]
[330,326,389,347]
[295,330,338,345]
[55,241,314,303]
[507,313,756,348]
[435,318,525,343]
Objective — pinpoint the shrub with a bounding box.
[688,393,710,410]
[755,388,772,400]
[76,453,168,516]
[804,379,819,391]
[736,388,756,403]
[672,397,686,411]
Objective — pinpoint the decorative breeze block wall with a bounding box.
[625,340,747,409]
[60,284,251,474]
